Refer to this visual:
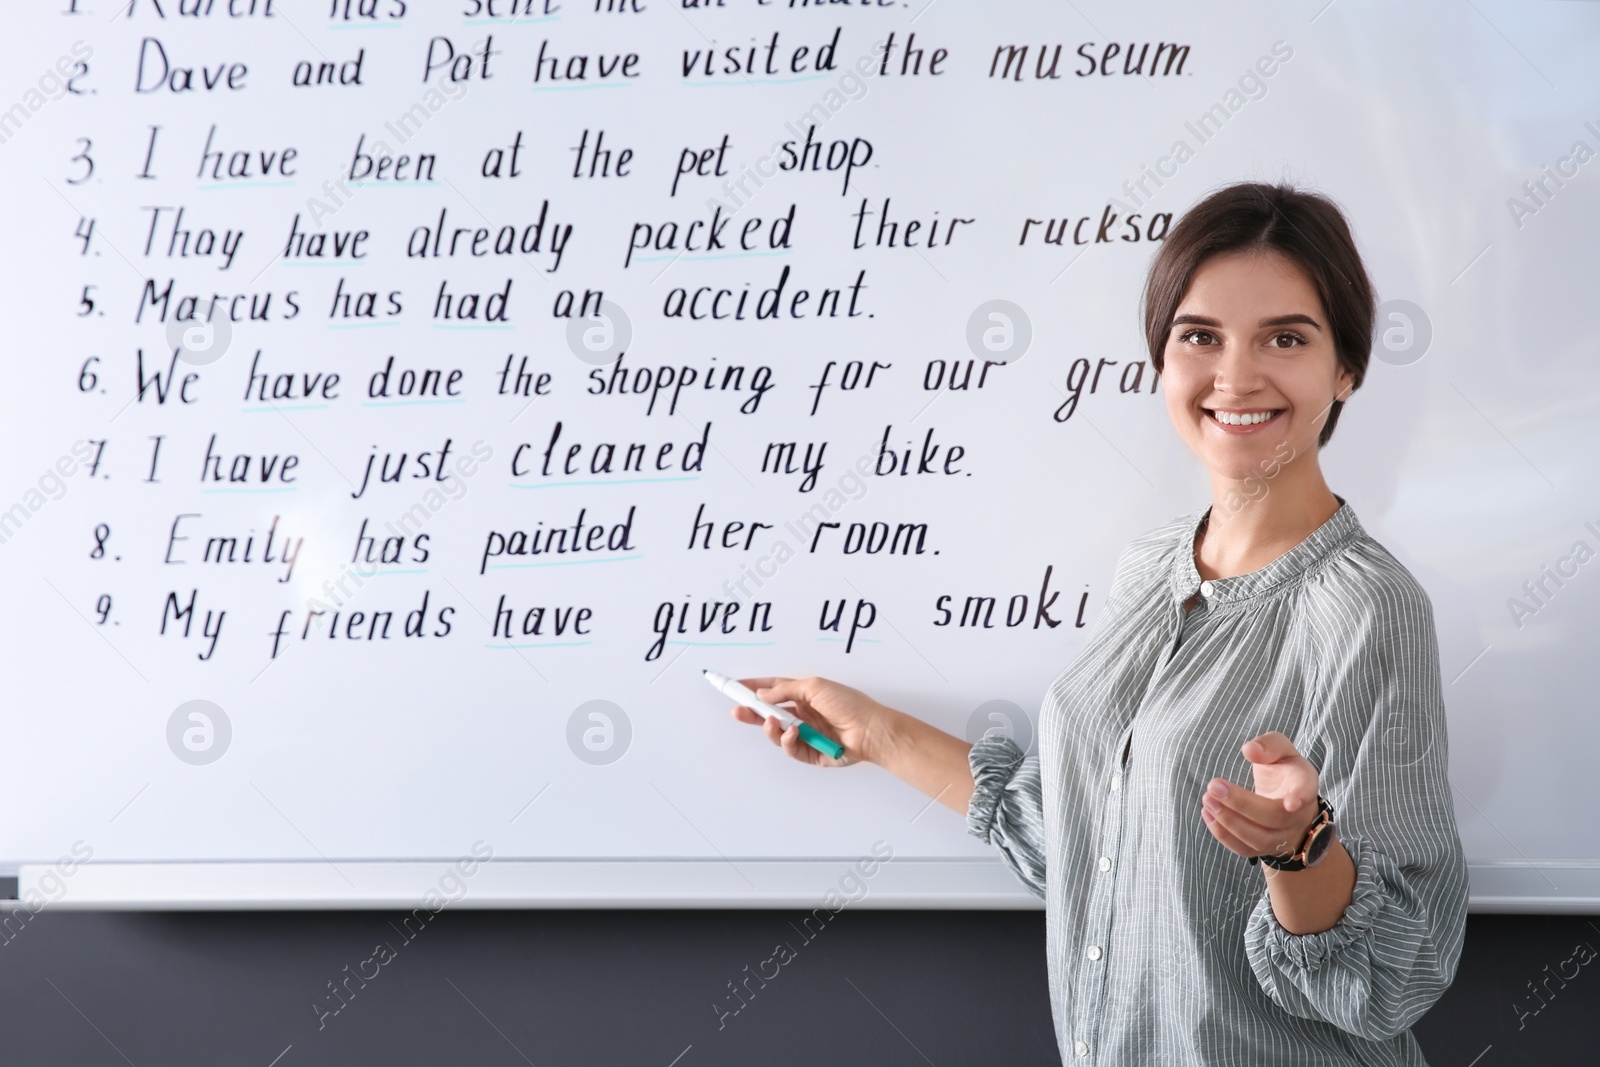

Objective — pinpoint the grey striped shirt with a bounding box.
[967,496,1469,1065]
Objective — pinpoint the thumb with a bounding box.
[1242,731,1296,765]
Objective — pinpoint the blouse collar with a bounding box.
[1168,494,1362,607]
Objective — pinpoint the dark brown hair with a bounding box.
[1141,182,1374,448]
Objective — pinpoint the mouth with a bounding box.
[1203,407,1285,435]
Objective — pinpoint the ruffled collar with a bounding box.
[1166,494,1362,607]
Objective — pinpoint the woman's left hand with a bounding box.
[1200,731,1321,860]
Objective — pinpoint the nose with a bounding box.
[1210,339,1267,399]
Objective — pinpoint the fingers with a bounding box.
[734,705,814,761]
[1228,767,1318,821]
[729,706,785,743]
[1201,792,1277,853]
[757,710,785,745]
[1201,805,1256,857]
[737,703,827,766]
[1202,780,1315,856]
[729,676,842,767]
[736,676,814,721]
[738,676,786,690]
[1204,779,1286,833]
[750,677,811,707]
[777,719,821,766]
[746,677,824,734]
[730,703,802,740]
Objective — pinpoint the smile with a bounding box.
[1203,408,1284,433]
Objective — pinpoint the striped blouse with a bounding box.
[967,495,1469,1065]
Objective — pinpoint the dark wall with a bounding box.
[0,909,1593,1065]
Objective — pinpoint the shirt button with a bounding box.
[1200,580,1214,598]
[1098,856,1112,872]
[1075,1040,1090,1057]
[1086,945,1102,960]
[1110,774,1121,792]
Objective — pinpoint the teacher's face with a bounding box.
[1160,249,1354,481]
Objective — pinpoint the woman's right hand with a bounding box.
[729,675,898,768]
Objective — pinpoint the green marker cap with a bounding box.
[797,722,845,760]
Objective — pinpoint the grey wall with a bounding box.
[0,910,1593,1065]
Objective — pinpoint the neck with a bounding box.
[1197,454,1341,580]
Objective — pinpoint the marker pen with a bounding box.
[704,669,846,761]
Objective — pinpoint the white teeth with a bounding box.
[1210,409,1279,426]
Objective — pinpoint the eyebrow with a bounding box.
[1169,313,1324,330]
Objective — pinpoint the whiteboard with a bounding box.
[1,0,1596,910]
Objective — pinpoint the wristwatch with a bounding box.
[1250,795,1336,871]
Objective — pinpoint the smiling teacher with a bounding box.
[730,182,1470,1065]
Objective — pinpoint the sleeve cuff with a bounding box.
[1250,833,1385,972]
[966,733,1028,843]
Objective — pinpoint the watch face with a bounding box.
[1303,823,1333,867]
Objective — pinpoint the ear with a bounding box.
[1334,365,1356,403]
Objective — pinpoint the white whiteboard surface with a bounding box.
[1,0,1597,910]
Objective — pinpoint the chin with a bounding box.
[1193,430,1292,478]
[1205,456,1282,483]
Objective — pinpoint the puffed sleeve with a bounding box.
[967,733,1047,898]
[1243,568,1470,1041]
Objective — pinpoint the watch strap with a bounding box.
[1250,796,1334,871]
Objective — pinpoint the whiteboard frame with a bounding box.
[9,859,1599,912]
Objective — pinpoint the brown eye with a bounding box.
[1179,329,1215,346]
[1272,331,1307,348]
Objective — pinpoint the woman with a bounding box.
[730,182,1470,1065]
